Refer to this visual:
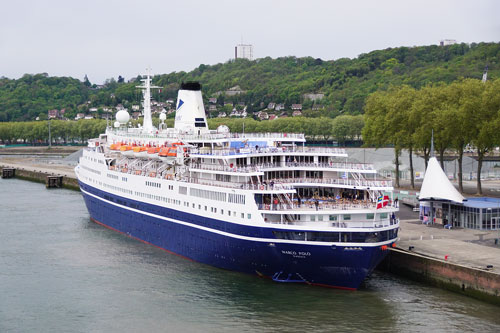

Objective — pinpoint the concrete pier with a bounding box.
[0,163,79,190]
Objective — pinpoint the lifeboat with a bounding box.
[133,146,148,158]
[120,145,134,157]
[159,147,177,163]
[109,143,122,151]
[147,147,160,160]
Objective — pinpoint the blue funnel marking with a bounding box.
[177,99,184,110]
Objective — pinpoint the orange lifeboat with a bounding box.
[133,146,148,158]
[110,143,122,150]
[159,147,177,162]
[120,145,134,157]
[147,147,160,160]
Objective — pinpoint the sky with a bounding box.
[1,0,499,84]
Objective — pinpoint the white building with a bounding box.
[440,39,457,46]
[235,44,253,60]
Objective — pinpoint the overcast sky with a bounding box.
[1,0,498,84]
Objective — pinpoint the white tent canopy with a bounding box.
[419,157,465,203]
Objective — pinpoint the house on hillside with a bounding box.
[269,114,278,120]
[291,104,302,111]
[312,104,324,111]
[209,97,217,104]
[292,110,302,117]
[218,112,227,118]
[75,113,85,120]
[208,105,217,111]
[275,103,285,111]
[303,93,324,101]
[48,109,59,119]
[257,111,269,120]
[267,102,276,110]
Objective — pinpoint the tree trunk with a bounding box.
[423,147,430,170]
[439,147,445,170]
[394,148,400,188]
[476,151,483,195]
[458,150,463,193]
[409,146,415,189]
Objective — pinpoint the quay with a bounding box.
[381,205,500,306]
[0,156,79,190]
[1,149,500,304]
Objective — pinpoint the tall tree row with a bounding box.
[363,78,500,194]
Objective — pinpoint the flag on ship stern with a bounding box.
[376,195,389,209]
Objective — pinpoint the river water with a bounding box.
[1,178,499,332]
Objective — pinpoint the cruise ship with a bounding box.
[75,73,399,290]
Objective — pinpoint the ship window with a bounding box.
[318,215,323,221]
[214,208,217,213]
[179,186,187,195]
[221,209,224,215]
[311,215,316,221]
[344,214,351,221]
[247,214,251,219]
[241,213,244,218]
[380,213,388,219]
[228,210,231,216]
[205,206,207,211]
[366,213,374,219]
[329,215,337,221]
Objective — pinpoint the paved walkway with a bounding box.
[0,157,77,179]
[397,218,500,274]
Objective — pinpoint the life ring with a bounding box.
[260,185,264,190]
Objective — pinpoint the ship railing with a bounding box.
[185,177,294,191]
[188,161,375,173]
[282,162,375,170]
[191,146,347,156]
[267,177,392,188]
[189,163,261,173]
[262,218,398,228]
[107,129,305,141]
[257,201,377,211]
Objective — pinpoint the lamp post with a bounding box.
[48,114,51,149]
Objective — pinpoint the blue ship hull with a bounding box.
[79,181,391,290]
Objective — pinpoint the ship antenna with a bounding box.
[136,67,161,133]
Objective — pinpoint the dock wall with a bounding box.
[0,166,79,191]
[380,248,500,305]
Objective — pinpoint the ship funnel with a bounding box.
[174,82,209,135]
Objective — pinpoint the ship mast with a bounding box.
[136,68,161,133]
